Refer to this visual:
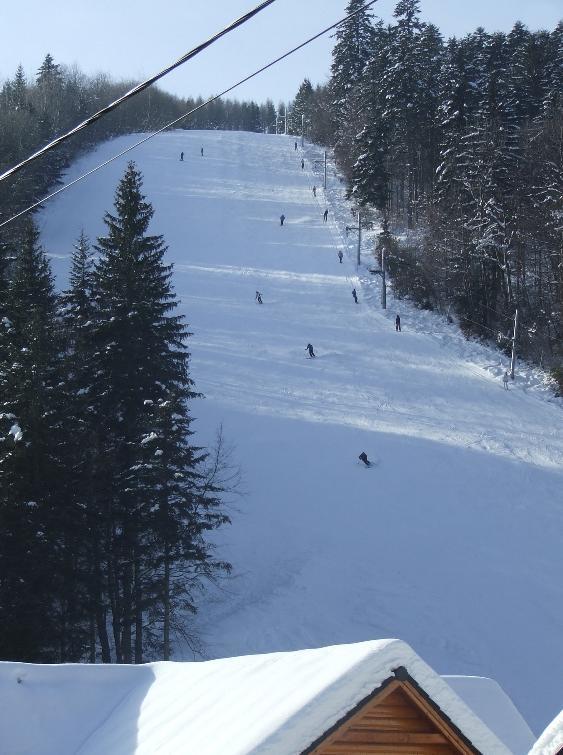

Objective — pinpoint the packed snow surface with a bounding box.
[40,130,563,733]
[0,640,512,755]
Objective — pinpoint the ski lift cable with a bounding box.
[0,0,277,185]
[0,0,377,231]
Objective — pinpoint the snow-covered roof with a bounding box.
[0,639,513,755]
[529,710,563,755]
[444,675,536,755]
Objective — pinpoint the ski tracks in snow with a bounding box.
[41,131,563,731]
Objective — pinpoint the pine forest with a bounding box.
[291,0,562,384]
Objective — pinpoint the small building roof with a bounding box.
[528,710,563,755]
[443,675,536,755]
[0,639,514,755]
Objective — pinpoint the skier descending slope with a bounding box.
[280,214,286,226]
[352,288,358,304]
[359,452,372,467]
[255,291,263,305]
[306,343,316,358]
[338,251,343,263]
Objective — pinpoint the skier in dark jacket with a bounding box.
[280,214,286,226]
[180,151,184,161]
[294,141,298,150]
[395,314,401,332]
[323,209,328,222]
[301,158,305,170]
[312,185,317,197]
[201,147,204,156]
[338,250,343,263]
[352,288,358,304]
[359,452,371,467]
[255,291,263,304]
[306,343,316,358]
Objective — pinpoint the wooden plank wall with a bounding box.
[308,680,477,755]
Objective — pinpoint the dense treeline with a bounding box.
[293,1,563,380]
[0,54,276,244]
[0,163,231,663]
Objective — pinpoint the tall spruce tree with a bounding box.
[416,23,444,201]
[55,231,102,661]
[290,79,315,136]
[11,65,28,111]
[381,0,424,225]
[259,100,277,133]
[330,0,375,173]
[90,163,229,662]
[351,21,392,209]
[436,36,480,210]
[0,220,61,660]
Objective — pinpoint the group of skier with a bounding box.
[279,209,329,226]
[279,143,402,466]
[179,148,204,161]
[279,155,326,225]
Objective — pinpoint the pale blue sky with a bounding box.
[1,1,561,104]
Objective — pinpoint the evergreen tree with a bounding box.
[259,100,277,133]
[436,37,477,209]
[381,0,424,225]
[56,231,102,661]
[330,0,375,110]
[36,53,62,88]
[308,85,336,146]
[90,163,229,662]
[35,53,64,128]
[351,22,392,210]
[506,22,548,125]
[416,23,444,201]
[0,220,61,660]
[330,0,375,172]
[290,79,315,136]
[10,65,28,111]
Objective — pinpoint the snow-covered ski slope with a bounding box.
[40,130,562,733]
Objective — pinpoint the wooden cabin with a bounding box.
[305,668,484,754]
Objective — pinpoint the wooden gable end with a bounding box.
[304,678,481,755]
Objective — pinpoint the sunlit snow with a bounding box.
[39,130,563,733]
